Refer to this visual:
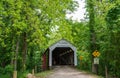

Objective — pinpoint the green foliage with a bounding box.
[105,4,120,77]
[0,74,10,78]
[0,65,13,74]
[0,65,13,78]
[77,51,91,70]
[0,67,4,74]
[1,0,120,77]
[35,70,52,78]
[85,0,120,77]
[0,0,77,75]
[5,65,13,74]
[70,21,89,50]
[18,71,29,78]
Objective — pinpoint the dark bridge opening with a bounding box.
[52,47,74,66]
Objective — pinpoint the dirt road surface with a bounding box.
[46,66,101,78]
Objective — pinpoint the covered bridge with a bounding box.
[42,39,77,70]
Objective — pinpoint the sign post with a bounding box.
[79,56,83,67]
[94,57,99,64]
[92,50,100,74]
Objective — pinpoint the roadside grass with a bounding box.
[80,70,104,78]
[91,74,104,78]
[35,70,52,78]
[75,68,104,78]
[0,71,29,78]
[0,74,10,78]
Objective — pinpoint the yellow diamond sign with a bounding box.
[79,56,83,60]
[92,50,100,57]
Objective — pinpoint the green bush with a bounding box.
[5,65,13,74]
[0,74,10,78]
[18,71,29,78]
[0,65,13,78]
[77,51,91,71]
[0,67,5,74]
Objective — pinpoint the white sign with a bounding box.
[94,57,99,64]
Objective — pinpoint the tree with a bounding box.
[86,0,98,73]
[105,4,120,77]
[0,0,78,77]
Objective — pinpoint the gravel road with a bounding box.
[46,66,101,78]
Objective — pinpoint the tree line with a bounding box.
[0,0,77,78]
[0,0,120,78]
[76,0,120,78]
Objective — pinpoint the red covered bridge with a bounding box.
[42,39,77,70]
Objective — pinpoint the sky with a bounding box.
[66,0,86,22]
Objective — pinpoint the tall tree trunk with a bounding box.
[14,38,19,71]
[13,38,19,78]
[22,32,27,71]
[87,0,97,73]
[105,65,108,78]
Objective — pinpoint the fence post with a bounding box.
[32,69,34,75]
[13,71,17,78]
[35,66,37,73]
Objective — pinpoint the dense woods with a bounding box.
[0,0,120,78]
